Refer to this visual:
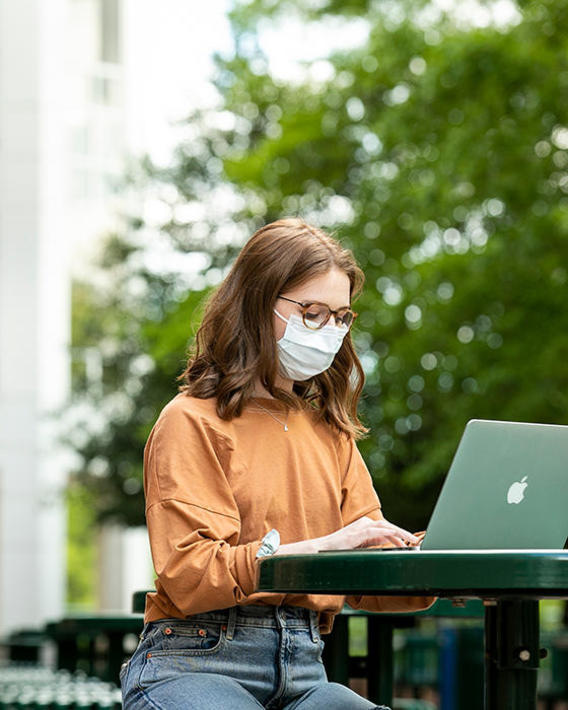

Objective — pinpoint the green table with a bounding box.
[257,549,568,710]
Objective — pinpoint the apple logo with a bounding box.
[507,476,528,504]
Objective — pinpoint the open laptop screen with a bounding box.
[420,419,568,551]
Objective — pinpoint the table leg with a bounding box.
[484,600,539,710]
[322,615,349,687]
[367,616,394,708]
[107,631,127,683]
[56,635,78,672]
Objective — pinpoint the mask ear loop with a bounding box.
[273,308,290,324]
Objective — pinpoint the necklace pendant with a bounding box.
[284,424,289,432]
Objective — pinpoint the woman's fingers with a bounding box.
[362,519,419,547]
[322,516,420,551]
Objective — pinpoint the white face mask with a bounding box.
[273,309,348,381]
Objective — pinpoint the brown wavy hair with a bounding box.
[178,218,367,438]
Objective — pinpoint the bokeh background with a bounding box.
[1,0,566,638]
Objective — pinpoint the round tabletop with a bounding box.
[257,549,568,599]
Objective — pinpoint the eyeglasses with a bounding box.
[278,296,357,330]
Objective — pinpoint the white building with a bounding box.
[0,0,232,635]
[0,0,71,636]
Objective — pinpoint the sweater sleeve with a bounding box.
[347,592,437,613]
[144,399,261,616]
[340,436,383,524]
[340,437,437,613]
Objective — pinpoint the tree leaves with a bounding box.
[70,0,568,531]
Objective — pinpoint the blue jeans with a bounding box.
[121,604,390,709]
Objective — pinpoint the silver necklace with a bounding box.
[252,402,289,432]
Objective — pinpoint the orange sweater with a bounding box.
[143,393,434,632]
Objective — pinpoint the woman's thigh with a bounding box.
[123,672,264,710]
[121,616,277,708]
[283,681,390,710]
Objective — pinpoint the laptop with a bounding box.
[420,419,568,550]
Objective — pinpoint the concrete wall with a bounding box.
[98,525,153,613]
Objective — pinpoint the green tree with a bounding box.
[71,0,568,537]
[66,481,98,609]
[69,262,209,525]
[210,0,568,527]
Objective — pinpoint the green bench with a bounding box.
[394,629,440,692]
[45,614,143,685]
[538,631,568,709]
[322,599,485,708]
[392,701,437,710]
[328,604,568,710]
[0,630,46,664]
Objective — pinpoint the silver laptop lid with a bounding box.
[421,419,568,550]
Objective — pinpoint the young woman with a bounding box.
[121,218,434,709]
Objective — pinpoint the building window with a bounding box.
[100,0,121,64]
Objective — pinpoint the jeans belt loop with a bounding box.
[309,610,319,642]
[225,606,237,641]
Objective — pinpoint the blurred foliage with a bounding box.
[69,262,208,526]
[70,0,568,535]
[66,482,97,609]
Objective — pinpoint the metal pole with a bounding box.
[484,600,539,710]
[367,616,394,707]
[322,614,350,687]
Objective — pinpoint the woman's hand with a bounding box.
[320,516,419,551]
[274,516,418,556]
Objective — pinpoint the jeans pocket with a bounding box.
[137,622,226,689]
[158,620,225,652]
